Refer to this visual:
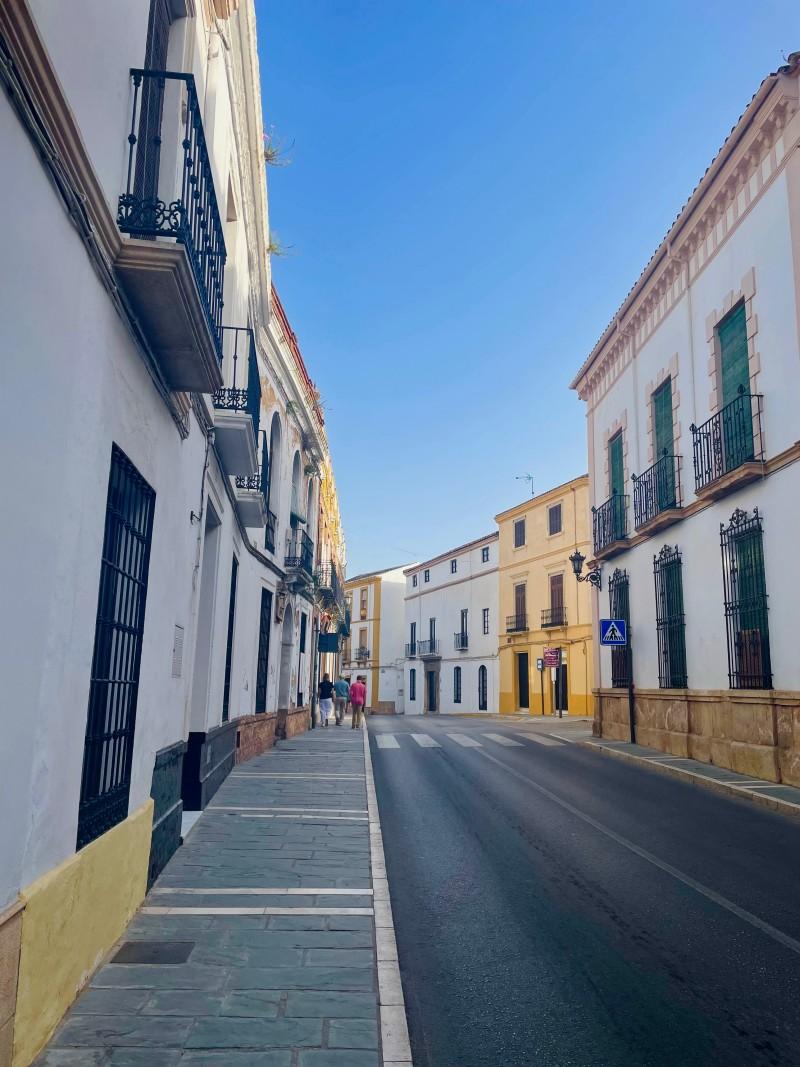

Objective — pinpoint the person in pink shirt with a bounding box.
[349,676,367,730]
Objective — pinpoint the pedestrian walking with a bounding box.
[318,673,335,727]
[349,675,367,730]
[333,675,350,725]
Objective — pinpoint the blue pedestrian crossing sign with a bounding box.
[600,619,627,646]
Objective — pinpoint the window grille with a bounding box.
[653,545,687,688]
[720,508,772,689]
[478,666,488,711]
[77,446,155,850]
[454,666,462,703]
[482,608,490,635]
[222,556,239,721]
[255,589,273,713]
[409,669,416,701]
[608,568,630,688]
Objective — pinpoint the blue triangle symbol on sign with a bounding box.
[603,621,625,643]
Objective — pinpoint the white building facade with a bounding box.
[0,2,342,1062]
[343,566,408,712]
[404,534,499,715]
[571,55,800,784]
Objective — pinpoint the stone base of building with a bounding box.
[276,707,311,740]
[0,898,23,1067]
[181,719,238,811]
[595,687,800,785]
[369,701,397,715]
[148,740,187,889]
[235,713,278,763]
[10,800,152,1067]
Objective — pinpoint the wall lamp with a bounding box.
[569,549,602,590]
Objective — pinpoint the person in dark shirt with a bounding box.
[318,673,335,727]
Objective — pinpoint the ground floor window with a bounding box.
[454,666,462,703]
[77,445,155,850]
[478,665,488,710]
[721,507,772,688]
[608,568,630,688]
[653,545,687,688]
[255,588,273,713]
[409,668,416,701]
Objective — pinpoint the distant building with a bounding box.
[343,566,409,711]
[496,477,593,715]
[571,54,800,782]
[403,535,499,715]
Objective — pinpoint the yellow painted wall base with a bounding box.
[13,800,153,1067]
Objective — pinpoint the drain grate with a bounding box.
[112,940,194,965]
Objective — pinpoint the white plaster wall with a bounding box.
[378,570,407,707]
[0,96,206,906]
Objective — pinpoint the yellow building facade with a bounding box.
[496,476,594,716]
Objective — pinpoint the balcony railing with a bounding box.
[506,613,528,633]
[119,69,225,361]
[285,530,314,576]
[355,647,370,662]
[405,642,417,659]
[592,492,628,556]
[290,491,307,526]
[316,561,345,614]
[417,639,440,657]
[265,510,277,554]
[690,389,763,494]
[213,327,261,438]
[632,453,682,530]
[542,607,567,628]
[454,632,469,651]
[235,430,268,498]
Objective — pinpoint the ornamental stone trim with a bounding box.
[644,355,681,466]
[602,409,629,499]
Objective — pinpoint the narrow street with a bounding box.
[369,715,800,1067]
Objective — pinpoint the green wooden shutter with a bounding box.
[719,303,749,407]
[653,380,673,456]
[609,433,624,496]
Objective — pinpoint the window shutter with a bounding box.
[609,433,624,496]
[719,303,749,406]
[652,380,673,457]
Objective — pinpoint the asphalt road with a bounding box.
[368,714,800,1067]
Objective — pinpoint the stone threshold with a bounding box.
[582,738,800,818]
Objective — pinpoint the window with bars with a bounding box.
[514,519,526,548]
[255,589,272,713]
[222,556,239,722]
[721,508,772,689]
[424,569,430,583]
[608,568,630,688]
[653,546,687,688]
[548,503,562,535]
[482,608,490,635]
[409,668,416,701]
[478,665,488,711]
[453,666,462,703]
[77,446,155,850]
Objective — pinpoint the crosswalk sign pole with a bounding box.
[627,635,635,745]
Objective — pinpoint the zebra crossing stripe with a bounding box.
[518,733,564,746]
[447,733,482,747]
[411,734,441,747]
[482,733,524,747]
[376,735,400,749]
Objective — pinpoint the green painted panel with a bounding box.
[719,303,749,407]
[609,432,624,496]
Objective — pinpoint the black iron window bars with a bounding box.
[633,452,682,528]
[690,387,763,493]
[608,568,630,688]
[592,491,628,555]
[213,327,261,439]
[720,508,772,689]
[653,545,687,689]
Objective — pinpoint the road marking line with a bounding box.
[482,733,524,747]
[141,906,374,916]
[476,747,800,958]
[411,734,441,747]
[518,733,563,746]
[151,887,372,896]
[376,735,400,749]
[447,733,482,747]
[231,773,365,779]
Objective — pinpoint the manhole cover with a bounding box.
[112,940,194,965]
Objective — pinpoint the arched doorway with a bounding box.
[278,609,294,710]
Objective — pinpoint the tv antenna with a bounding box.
[516,474,534,497]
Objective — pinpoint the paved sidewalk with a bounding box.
[35,721,408,1066]
[584,736,800,818]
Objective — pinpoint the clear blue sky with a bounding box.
[256,1,797,576]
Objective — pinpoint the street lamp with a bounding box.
[569,549,601,590]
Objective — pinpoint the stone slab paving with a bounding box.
[34,724,386,1067]
[585,736,800,817]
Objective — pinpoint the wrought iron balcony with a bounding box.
[690,389,763,497]
[592,492,628,557]
[405,642,417,659]
[285,530,314,577]
[115,69,226,392]
[233,429,268,528]
[632,453,682,532]
[315,561,344,613]
[290,491,307,527]
[506,613,528,633]
[541,607,567,628]
[454,632,469,651]
[265,510,277,554]
[355,647,370,662]
[417,639,441,658]
[212,327,261,475]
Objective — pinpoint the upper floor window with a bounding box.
[482,608,490,634]
[481,546,490,563]
[513,519,526,548]
[548,503,562,536]
[412,574,418,588]
[450,559,457,573]
[359,588,368,618]
[609,431,624,497]
[424,569,430,583]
